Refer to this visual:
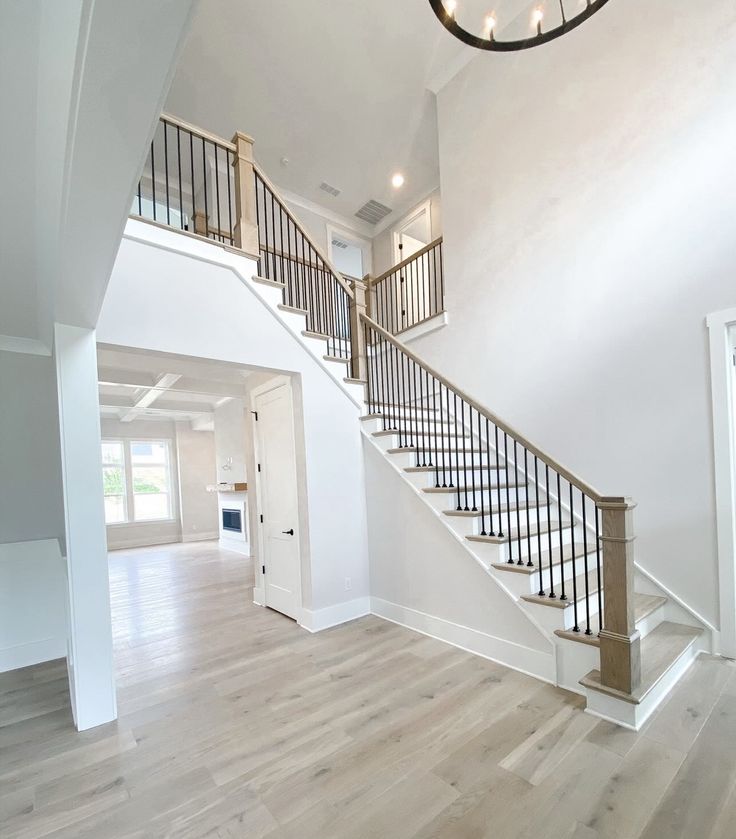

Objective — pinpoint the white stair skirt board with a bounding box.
[300,597,372,633]
[371,598,556,684]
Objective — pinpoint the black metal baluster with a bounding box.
[558,473,566,600]
[595,504,602,634]
[495,425,503,537]
[535,457,544,595]
[504,434,513,562]
[226,148,233,244]
[525,449,533,567]
[582,495,592,634]
[478,411,486,534]
[514,441,523,565]
[164,122,171,226]
[176,126,184,230]
[546,465,555,598]
[189,131,195,232]
[214,144,222,241]
[150,140,157,221]
[201,137,209,238]
[485,419,496,536]
[570,483,580,631]
[460,400,469,511]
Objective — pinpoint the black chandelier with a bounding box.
[428,0,612,52]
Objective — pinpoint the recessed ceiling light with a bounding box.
[391,173,405,189]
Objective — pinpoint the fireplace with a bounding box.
[221,508,242,533]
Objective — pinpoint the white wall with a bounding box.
[98,220,370,620]
[100,418,182,550]
[0,351,66,545]
[0,351,68,672]
[0,540,67,673]
[415,0,736,629]
[365,443,554,680]
[175,423,219,542]
[214,399,248,484]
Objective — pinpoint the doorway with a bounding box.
[252,376,302,620]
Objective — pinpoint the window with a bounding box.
[101,439,173,525]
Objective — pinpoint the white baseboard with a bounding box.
[218,538,251,556]
[253,586,265,606]
[370,597,556,684]
[107,535,181,551]
[0,637,67,673]
[300,597,371,633]
[182,531,219,543]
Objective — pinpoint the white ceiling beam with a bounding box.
[119,373,181,423]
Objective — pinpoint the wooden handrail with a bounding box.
[371,236,443,285]
[252,161,354,300]
[360,311,620,505]
[160,112,236,152]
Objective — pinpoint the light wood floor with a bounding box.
[1,542,736,838]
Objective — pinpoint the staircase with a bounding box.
[131,112,711,731]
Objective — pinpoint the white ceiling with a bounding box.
[98,347,253,431]
[165,0,473,228]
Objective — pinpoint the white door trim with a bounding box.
[391,198,432,265]
[249,375,303,619]
[706,307,736,658]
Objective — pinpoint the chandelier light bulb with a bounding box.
[427,0,612,52]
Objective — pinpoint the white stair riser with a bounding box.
[635,603,667,640]
[278,310,308,332]
[255,285,285,307]
[523,592,604,632]
[498,525,575,558]
[494,555,597,596]
[556,638,602,696]
[423,489,536,514]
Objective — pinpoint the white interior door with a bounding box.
[254,381,301,620]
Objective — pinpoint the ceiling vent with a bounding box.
[332,239,349,249]
[355,199,392,225]
[319,181,341,197]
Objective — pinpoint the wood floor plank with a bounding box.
[0,541,733,838]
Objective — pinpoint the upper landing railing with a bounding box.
[367,238,445,336]
[132,113,354,363]
[130,112,639,700]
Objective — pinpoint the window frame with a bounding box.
[101,437,176,527]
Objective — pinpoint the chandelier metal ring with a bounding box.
[427,0,613,52]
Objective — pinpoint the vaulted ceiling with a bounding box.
[165,0,471,229]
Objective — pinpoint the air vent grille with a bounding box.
[332,239,349,249]
[355,199,392,225]
[319,181,341,197]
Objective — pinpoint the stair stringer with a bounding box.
[363,429,560,684]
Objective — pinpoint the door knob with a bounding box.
[282,528,294,536]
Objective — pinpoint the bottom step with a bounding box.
[580,621,703,730]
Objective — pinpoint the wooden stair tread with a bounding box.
[467,519,572,544]
[554,593,669,648]
[278,303,308,316]
[324,354,349,364]
[580,621,703,704]
[522,568,599,610]
[252,275,285,290]
[491,542,596,575]
[387,446,497,455]
[373,429,470,439]
[344,377,366,385]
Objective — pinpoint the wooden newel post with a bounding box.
[349,278,369,382]
[231,131,260,258]
[362,273,374,320]
[598,497,641,695]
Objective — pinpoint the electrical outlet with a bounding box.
[344,577,352,592]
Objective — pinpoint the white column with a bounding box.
[54,324,116,730]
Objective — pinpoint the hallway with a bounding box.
[1,542,736,838]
